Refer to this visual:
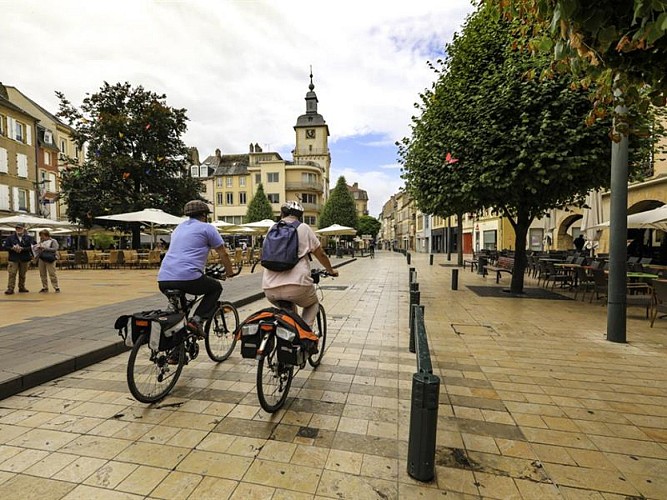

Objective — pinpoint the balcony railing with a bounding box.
[302,202,323,212]
[293,148,330,156]
[285,182,323,193]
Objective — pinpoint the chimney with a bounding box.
[249,143,254,153]
[215,148,221,159]
[0,82,8,100]
[353,182,359,189]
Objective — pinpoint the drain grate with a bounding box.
[319,285,348,291]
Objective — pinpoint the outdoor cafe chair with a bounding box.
[590,269,608,304]
[650,280,667,328]
[544,262,572,290]
[573,266,595,301]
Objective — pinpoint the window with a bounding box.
[302,172,317,184]
[255,173,261,184]
[190,165,199,177]
[267,193,280,203]
[226,192,233,205]
[239,192,247,204]
[216,192,223,205]
[302,193,316,204]
[44,151,51,166]
[199,165,208,177]
[15,121,25,143]
[48,172,56,193]
[17,188,28,211]
[16,153,28,178]
[267,172,279,183]
[0,147,8,173]
[60,139,67,156]
[216,177,223,187]
[75,146,80,159]
[304,216,316,225]
[226,177,233,188]
[44,130,53,144]
[239,176,246,187]
[0,114,5,136]
[0,184,9,210]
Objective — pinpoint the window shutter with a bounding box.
[8,118,15,141]
[12,187,19,211]
[49,172,57,192]
[16,153,28,178]
[29,189,35,213]
[0,184,9,210]
[0,147,7,173]
[26,124,32,146]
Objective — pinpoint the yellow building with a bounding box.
[0,88,39,216]
[347,182,369,217]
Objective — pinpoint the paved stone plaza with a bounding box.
[0,252,667,498]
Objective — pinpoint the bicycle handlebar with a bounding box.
[205,264,242,280]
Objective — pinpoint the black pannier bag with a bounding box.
[236,307,318,365]
[115,310,186,350]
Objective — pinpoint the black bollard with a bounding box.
[429,254,434,266]
[409,289,420,353]
[451,268,458,290]
[407,252,411,265]
[407,371,440,481]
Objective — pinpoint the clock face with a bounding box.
[306,129,316,139]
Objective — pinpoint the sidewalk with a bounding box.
[0,252,666,498]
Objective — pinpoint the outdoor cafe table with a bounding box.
[539,258,565,263]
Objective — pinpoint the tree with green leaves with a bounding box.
[490,0,667,339]
[319,176,358,230]
[400,5,615,293]
[245,183,274,222]
[357,215,381,240]
[56,82,201,247]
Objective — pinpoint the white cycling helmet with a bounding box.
[281,200,304,217]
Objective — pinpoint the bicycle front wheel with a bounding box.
[205,301,239,362]
[257,338,293,413]
[127,333,185,403]
[308,305,327,367]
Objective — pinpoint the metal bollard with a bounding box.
[409,267,416,284]
[409,289,420,353]
[429,254,434,266]
[451,268,458,290]
[407,252,411,265]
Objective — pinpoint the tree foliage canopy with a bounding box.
[56,82,201,226]
[357,215,381,239]
[489,0,667,132]
[319,176,358,230]
[245,183,274,222]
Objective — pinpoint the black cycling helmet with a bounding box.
[281,200,304,218]
[183,199,211,217]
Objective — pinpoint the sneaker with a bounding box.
[4,290,14,295]
[18,289,29,293]
[166,351,180,365]
[186,320,205,339]
[39,288,48,293]
[55,288,60,293]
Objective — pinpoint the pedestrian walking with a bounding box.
[35,230,60,293]
[4,223,35,294]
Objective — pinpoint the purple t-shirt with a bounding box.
[158,218,223,281]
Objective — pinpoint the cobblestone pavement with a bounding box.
[1,252,667,498]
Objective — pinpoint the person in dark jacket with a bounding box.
[4,223,35,294]
[574,234,586,252]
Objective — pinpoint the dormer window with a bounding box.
[190,165,199,177]
[44,130,53,144]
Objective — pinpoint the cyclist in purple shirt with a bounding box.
[158,200,235,336]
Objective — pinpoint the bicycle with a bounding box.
[121,264,241,403]
[241,268,331,413]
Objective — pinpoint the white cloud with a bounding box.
[2,0,473,210]
[380,163,403,170]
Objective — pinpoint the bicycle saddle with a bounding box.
[163,289,186,298]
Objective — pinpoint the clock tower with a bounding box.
[293,71,331,199]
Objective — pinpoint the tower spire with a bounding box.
[309,65,314,91]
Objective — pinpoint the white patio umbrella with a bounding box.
[210,220,237,229]
[315,224,357,236]
[96,208,186,248]
[591,205,667,232]
[580,190,604,253]
[0,214,72,228]
[241,219,276,233]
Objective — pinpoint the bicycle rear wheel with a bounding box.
[256,337,293,413]
[205,301,239,362]
[308,305,327,367]
[127,333,185,403]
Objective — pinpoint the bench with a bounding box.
[463,258,478,271]
[484,256,515,283]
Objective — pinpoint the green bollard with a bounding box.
[407,371,440,482]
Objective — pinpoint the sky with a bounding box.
[2,0,475,217]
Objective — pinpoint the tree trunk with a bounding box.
[457,212,464,267]
[132,224,141,250]
[510,218,529,294]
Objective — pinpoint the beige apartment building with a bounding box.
[195,76,331,228]
[0,88,39,217]
[347,182,369,217]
